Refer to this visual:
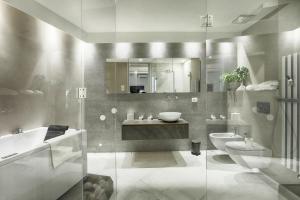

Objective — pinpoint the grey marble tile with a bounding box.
[87,150,286,200]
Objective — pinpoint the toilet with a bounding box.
[209,132,244,151]
[225,141,272,169]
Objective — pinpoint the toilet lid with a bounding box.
[226,141,266,151]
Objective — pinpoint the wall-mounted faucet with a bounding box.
[232,127,239,135]
[243,132,248,141]
[147,114,153,120]
[15,128,23,134]
[138,114,144,120]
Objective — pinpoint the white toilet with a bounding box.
[225,141,272,169]
[209,132,244,151]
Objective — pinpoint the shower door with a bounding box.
[206,0,300,200]
[0,0,86,199]
[110,0,209,200]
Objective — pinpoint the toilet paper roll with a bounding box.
[231,112,241,121]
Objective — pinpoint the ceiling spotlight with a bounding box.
[232,15,255,24]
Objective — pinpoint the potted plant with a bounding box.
[222,72,239,91]
[235,66,249,86]
[222,67,249,91]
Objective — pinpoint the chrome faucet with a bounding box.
[243,132,248,141]
[232,127,238,135]
[15,128,23,134]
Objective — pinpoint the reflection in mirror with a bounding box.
[105,58,201,94]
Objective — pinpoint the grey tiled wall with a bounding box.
[84,43,210,152]
[0,2,83,135]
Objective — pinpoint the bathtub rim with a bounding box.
[0,128,86,167]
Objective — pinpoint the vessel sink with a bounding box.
[158,112,181,122]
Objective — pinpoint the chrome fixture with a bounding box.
[286,75,294,86]
[243,132,248,141]
[232,127,239,135]
[138,114,144,120]
[200,15,213,27]
[15,128,23,134]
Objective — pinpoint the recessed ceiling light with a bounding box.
[232,15,255,24]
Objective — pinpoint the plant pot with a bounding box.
[236,82,246,91]
[226,82,239,91]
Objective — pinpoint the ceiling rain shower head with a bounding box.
[232,15,256,24]
[232,1,285,25]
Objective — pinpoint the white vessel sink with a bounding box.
[158,112,181,122]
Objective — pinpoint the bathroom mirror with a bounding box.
[105,58,201,94]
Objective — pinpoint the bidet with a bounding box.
[209,132,243,151]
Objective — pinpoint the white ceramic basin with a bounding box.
[209,132,243,151]
[158,112,181,122]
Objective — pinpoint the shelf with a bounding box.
[122,119,189,140]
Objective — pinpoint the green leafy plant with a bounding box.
[222,72,239,83]
[235,66,249,84]
[221,67,249,84]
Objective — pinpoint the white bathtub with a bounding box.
[0,127,87,200]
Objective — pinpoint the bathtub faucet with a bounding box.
[15,128,23,134]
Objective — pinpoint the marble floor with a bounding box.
[87,150,288,200]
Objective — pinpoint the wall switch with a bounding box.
[77,88,87,99]
[192,97,198,103]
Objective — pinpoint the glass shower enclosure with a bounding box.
[2,0,300,199]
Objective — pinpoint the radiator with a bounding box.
[281,53,300,173]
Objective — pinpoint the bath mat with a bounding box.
[122,151,187,168]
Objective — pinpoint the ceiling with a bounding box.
[34,0,278,32]
[4,0,280,42]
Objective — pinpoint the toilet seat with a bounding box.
[225,141,266,151]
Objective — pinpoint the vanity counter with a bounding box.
[122,119,189,140]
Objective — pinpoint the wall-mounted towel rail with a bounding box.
[281,52,299,174]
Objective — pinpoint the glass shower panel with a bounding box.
[82,0,118,200]
[0,0,85,199]
[206,0,300,200]
[273,0,300,198]
[114,0,207,200]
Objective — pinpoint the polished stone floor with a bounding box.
[87,150,288,200]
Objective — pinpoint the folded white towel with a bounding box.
[246,85,257,91]
[259,80,279,86]
[254,85,278,91]
[246,80,279,91]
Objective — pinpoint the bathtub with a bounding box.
[0,127,87,200]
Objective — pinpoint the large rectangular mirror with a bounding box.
[105,58,201,94]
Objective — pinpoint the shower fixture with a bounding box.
[232,15,256,24]
[286,75,294,86]
[232,1,284,25]
[200,15,213,27]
